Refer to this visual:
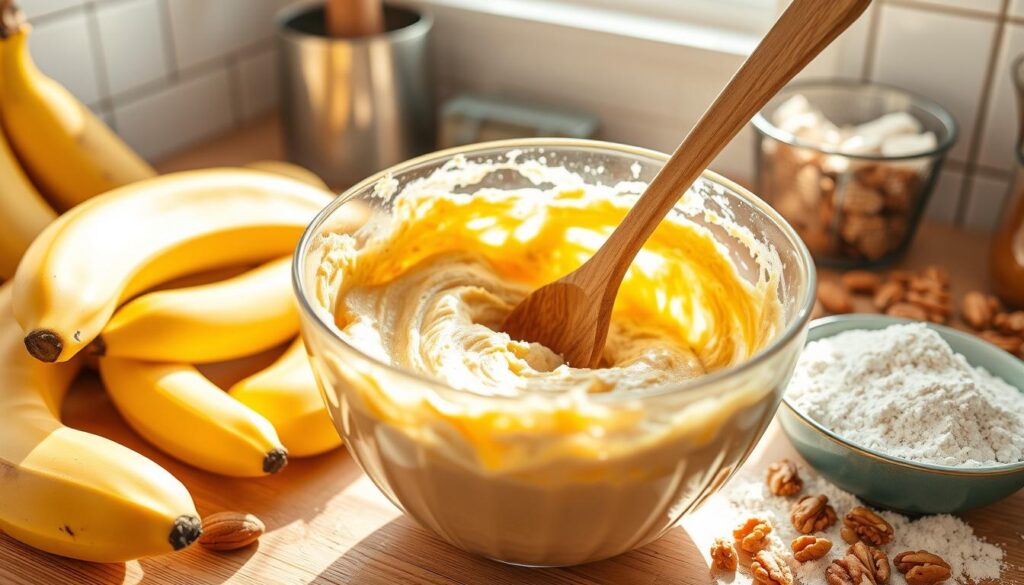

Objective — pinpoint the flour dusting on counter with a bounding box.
[687,466,1004,585]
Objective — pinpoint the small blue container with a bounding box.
[779,315,1024,515]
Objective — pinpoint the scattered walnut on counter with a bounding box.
[791,495,837,534]
[818,281,854,314]
[873,280,905,311]
[979,330,1023,354]
[843,506,894,546]
[840,270,881,294]
[733,517,774,553]
[709,537,738,572]
[961,291,996,330]
[792,535,832,562]
[848,541,891,584]
[886,301,929,321]
[766,459,803,496]
[994,310,1024,335]
[752,550,794,585]
[825,554,870,585]
[894,550,952,585]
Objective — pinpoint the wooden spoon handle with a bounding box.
[591,0,871,284]
[325,0,384,38]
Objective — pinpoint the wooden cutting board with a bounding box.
[1,116,1020,584]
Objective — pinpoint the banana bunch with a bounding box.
[0,3,357,563]
[0,10,157,279]
[0,284,202,562]
[4,166,362,562]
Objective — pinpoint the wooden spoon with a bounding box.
[325,0,383,37]
[503,0,871,368]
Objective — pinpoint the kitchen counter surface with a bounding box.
[0,117,1019,584]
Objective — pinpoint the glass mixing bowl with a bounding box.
[293,139,816,567]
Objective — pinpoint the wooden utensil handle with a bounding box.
[593,0,871,284]
[326,0,384,37]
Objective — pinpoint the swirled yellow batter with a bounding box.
[320,174,781,397]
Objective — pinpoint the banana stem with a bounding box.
[0,0,25,39]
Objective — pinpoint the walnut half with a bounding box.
[791,495,837,534]
[792,535,832,562]
[733,517,773,553]
[709,537,737,572]
[826,554,869,585]
[849,541,890,584]
[766,459,803,496]
[843,506,893,546]
[894,550,952,585]
[751,550,793,585]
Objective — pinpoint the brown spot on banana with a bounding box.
[169,515,202,551]
[24,329,63,363]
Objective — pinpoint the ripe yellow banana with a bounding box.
[0,285,201,562]
[99,357,289,477]
[246,160,330,192]
[99,256,299,363]
[0,26,155,211]
[230,337,342,458]
[12,168,340,363]
[0,107,56,279]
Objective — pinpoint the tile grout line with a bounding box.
[953,0,1011,225]
[860,2,882,82]
[225,53,245,127]
[158,0,179,83]
[83,0,117,131]
[886,0,1004,21]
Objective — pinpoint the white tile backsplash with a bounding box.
[13,0,1023,230]
[28,10,103,105]
[978,24,1024,173]
[96,0,168,96]
[166,0,284,70]
[871,4,996,162]
[1011,0,1024,19]
[964,173,1011,229]
[904,0,1002,15]
[114,68,235,160]
[22,0,85,19]
[237,48,279,121]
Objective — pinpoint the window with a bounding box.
[562,0,778,35]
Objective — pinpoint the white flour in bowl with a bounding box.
[785,323,1024,467]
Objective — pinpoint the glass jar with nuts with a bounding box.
[753,81,957,268]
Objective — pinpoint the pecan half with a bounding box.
[841,270,881,294]
[844,507,893,546]
[826,554,870,585]
[766,459,803,496]
[894,551,951,585]
[791,495,837,534]
[994,311,1024,335]
[849,541,890,584]
[873,281,905,311]
[840,526,860,545]
[733,517,773,553]
[751,550,794,585]
[961,291,995,330]
[978,330,1023,354]
[710,536,737,572]
[792,535,832,562]
[818,281,854,314]
[886,301,928,321]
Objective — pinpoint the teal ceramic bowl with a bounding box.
[779,315,1024,515]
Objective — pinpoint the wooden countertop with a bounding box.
[1,118,1019,584]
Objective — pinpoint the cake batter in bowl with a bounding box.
[294,139,816,567]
